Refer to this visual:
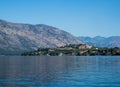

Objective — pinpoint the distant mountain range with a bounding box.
[0,20,83,55]
[1,19,120,55]
[78,36,120,48]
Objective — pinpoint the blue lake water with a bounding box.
[0,56,120,87]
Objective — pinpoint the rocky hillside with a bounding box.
[78,36,120,48]
[0,20,83,55]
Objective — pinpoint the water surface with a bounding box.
[0,56,120,87]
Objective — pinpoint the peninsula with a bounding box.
[22,44,120,56]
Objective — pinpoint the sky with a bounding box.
[0,0,120,37]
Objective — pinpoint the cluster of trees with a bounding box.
[21,44,120,56]
[87,47,120,56]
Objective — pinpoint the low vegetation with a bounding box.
[22,44,120,56]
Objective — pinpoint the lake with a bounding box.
[0,56,120,87]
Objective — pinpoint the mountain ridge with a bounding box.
[0,19,83,55]
[78,36,120,48]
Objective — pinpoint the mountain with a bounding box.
[78,36,120,48]
[0,19,83,55]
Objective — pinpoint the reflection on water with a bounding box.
[0,56,120,87]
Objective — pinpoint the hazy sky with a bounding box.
[0,0,120,37]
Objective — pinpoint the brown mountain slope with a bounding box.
[0,20,83,54]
